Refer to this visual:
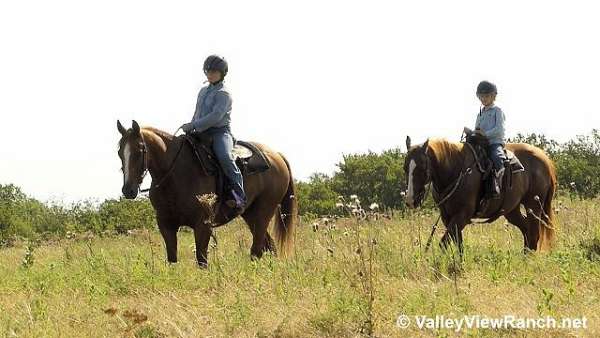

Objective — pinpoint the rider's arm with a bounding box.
[191,91,232,133]
[474,111,482,131]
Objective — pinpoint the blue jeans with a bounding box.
[206,127,245,200]
[488,143,506,170]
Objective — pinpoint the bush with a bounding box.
[0,184,155,245]
[296,173,340,216]
[332,148,406,211]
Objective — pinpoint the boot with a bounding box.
[225,189,246,213]
[491,167,505,199]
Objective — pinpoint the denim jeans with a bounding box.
[206,127,245,200]
[488,143,506,170]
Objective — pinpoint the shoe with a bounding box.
[225,189,246,212]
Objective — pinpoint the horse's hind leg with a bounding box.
[265,232,276,253]
[505,207,535,252]
[523,197,546,251]
[242,199,277,258]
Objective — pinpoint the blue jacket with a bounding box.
[190,82,232,134]
[475,105,505,145]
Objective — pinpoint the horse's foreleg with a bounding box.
[440,214,468,256]
[159,225,178,263]
[193,225,212,268]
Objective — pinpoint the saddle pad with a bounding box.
[505,150,525,173]
[235,141,272,175]
[232,144,252,159]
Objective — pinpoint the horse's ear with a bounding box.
[132,120,140,134]
[423,139,429,152]
[117,120,127,135]
[406,136,411,150]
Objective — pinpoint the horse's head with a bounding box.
[404,136,431,208]
[117,120,146,199]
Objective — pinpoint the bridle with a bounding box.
[411,153,433,207]
[414,143,476,208]
[125,129,185,194]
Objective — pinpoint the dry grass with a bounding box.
[1,197,600,337]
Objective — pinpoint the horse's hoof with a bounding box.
[197,262,209,269]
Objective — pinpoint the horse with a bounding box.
[404,136,557,254]
[116,120,297,267]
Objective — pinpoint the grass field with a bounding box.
[1,197,600,337]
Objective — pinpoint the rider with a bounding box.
[180,55,246,211]
[471,80,507,198]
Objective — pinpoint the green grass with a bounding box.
[1,198,600,337]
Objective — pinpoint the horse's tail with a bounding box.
[538,156,557,251]
[274,153,298,256]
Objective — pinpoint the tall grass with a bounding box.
[1,197,600,337]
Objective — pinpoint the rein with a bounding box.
[422,140,476,251]
[139,128,185,194]
[427,146,476,208]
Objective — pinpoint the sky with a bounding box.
[1,0,599,202]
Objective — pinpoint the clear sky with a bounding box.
[1,0,598,202]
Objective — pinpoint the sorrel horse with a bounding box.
[117,120,297,266]
[404,136,556,253]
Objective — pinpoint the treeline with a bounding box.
[1,131,599,245]
[0,184,154,246]
[297,130,600,216]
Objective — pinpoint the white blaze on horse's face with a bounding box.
[406,159,417,208]
[123,142,132,184]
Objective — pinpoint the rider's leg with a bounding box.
[489,143,506,197]
[212,130,246,208]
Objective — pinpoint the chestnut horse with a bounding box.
[117,120,297,266]
[404,136,556,253]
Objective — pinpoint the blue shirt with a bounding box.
[475,105,505,145]
[190,82,232,134]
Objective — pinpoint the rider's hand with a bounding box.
[463,127,473,135]
[180,123,194,133]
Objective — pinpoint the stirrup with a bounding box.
[225,190,246,210]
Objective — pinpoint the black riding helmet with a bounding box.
[476,81,497,95]
[203,55,228,78]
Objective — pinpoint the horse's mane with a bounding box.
[426,138,465,172]
[141,127,174,141]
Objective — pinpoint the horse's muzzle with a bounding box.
[122,185,139,199]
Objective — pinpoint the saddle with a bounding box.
[183,134,271,177]
[183,133,271,222]
[464,133,525,199]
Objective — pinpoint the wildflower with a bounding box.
[400,191,406,197]
[350,194,358,200]
[335,202,344,208]
[570,182,576,188]
[369,203,379,210]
